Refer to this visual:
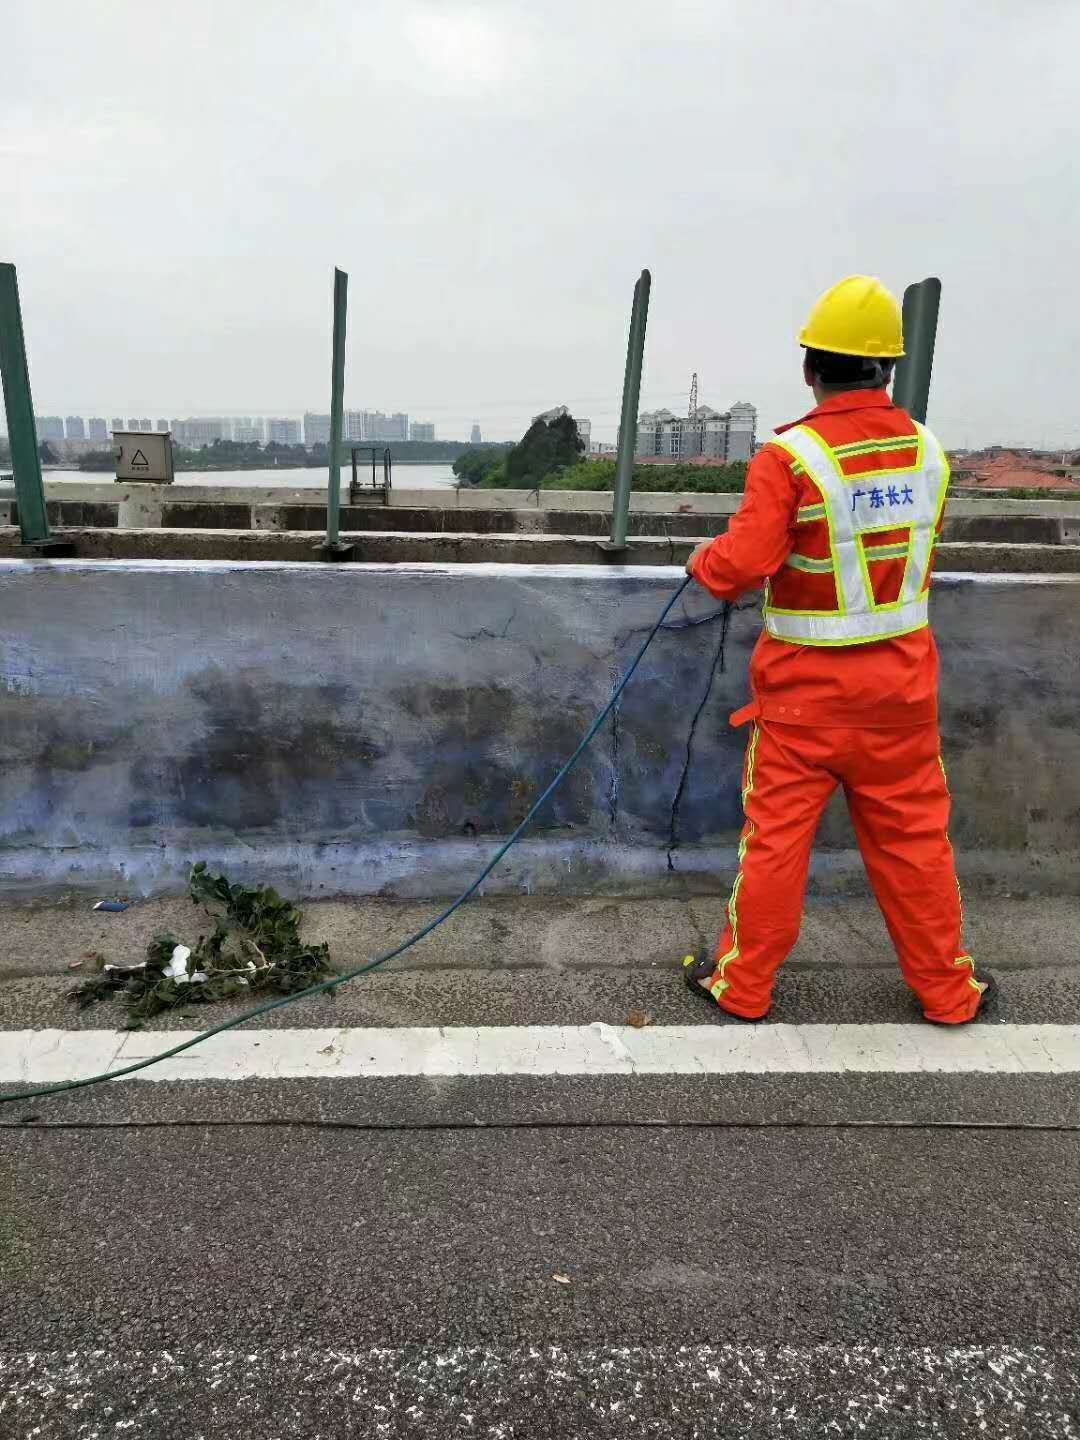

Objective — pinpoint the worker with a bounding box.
[683,275,995,1025]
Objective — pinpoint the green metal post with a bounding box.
[0,262,62,548]
[601,269,651,554]
[892,276,942,424]
[320,266,354,561]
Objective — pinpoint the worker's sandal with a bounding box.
[682,947,717,1003]
[926,971,1001,1026]
[976,972,1001,1019]
[682,948,770,1021]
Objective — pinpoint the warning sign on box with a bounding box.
[114,431,174,484]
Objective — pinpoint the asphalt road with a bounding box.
[1,894,1078,1437]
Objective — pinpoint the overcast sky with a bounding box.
[3,0,1078,447]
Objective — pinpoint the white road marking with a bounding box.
[2,1022,1080,1084]
[0,1344,1075,1439]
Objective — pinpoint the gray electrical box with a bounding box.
[114,430,174,484]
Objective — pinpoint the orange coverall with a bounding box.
[689,389,984,1024]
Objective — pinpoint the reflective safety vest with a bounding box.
[764,420,950,647]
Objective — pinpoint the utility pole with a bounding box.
[599,269,651,556]
[320,266,354,561]
[0,263,72,553]
[892,277,942,424]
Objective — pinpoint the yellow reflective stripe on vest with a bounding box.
[831,434,920,459]
[777,424,877,617]
[795,502,826,523]
[768,421,949,647]
[901,426,949,604]
[785,552,835,574]
[766,595,929,645]
[864,541,910,562]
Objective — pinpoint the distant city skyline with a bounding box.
[16,406,502,438]
[19,407,447,448]
[14,393,762,449]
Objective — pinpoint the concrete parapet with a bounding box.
[0,561,1076,899]
[6,477,1080,525]
[1,525,1079,573]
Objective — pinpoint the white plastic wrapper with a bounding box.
[161,944,207,984]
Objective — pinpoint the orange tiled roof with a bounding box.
[949,450,1080,491]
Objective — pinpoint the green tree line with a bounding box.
[73,437,512,472]
[452,411,748,494]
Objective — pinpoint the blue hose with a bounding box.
[1,575,694,1105]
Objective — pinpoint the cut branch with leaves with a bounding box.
[70,863,335,1027]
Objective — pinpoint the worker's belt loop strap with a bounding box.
[729,701,760,728]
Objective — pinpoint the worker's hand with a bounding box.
[685,539,712,578]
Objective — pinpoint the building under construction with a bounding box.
[636,399,757,462]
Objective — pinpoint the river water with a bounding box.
[46,463,458,490]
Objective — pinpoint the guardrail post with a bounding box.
[598,269,651,556]
[892,277,942,424]
[0,262,73,553]
[320,266,354,561]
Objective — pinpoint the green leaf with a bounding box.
[72,862,335,1023]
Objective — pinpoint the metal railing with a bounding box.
[349,446,393,504]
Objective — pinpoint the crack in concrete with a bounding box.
[449,608,518,644]
[832,904,881,956]
[667,604,732,871]
[106,1032,129,1072]
[661,519,675,568]
[587,602,730,666]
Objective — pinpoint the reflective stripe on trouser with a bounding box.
[708,719,984,1024]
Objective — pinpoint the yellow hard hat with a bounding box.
[799,275,905,358]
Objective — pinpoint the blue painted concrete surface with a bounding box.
[0,562,1077,897]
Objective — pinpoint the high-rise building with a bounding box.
[229,418,259,443]
[636,401,757,463]
[232,418,264,443]
[139,418,152,431]
[470,422,482,445]
[409,421,435,442]
[268,418,301,445]
[156,419,169,432]
[344,410,365,442]
[110,418,125,433]
[171,417,228,448]
[726,401,757,461]
[88,418,109,442]
[304,412,331,447]
[35,416,65,442]
[361,410,409,442]
[127,418,140,431]
[65,416,86,440]
[532,406,589,452]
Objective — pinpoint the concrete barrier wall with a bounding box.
[6,478,1080,523]
[0,561,1077,899]
[2,525,1079,574]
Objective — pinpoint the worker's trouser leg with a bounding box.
[707,722,838,1019]
[841,725,982,1024]
[707,720,984,1025]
